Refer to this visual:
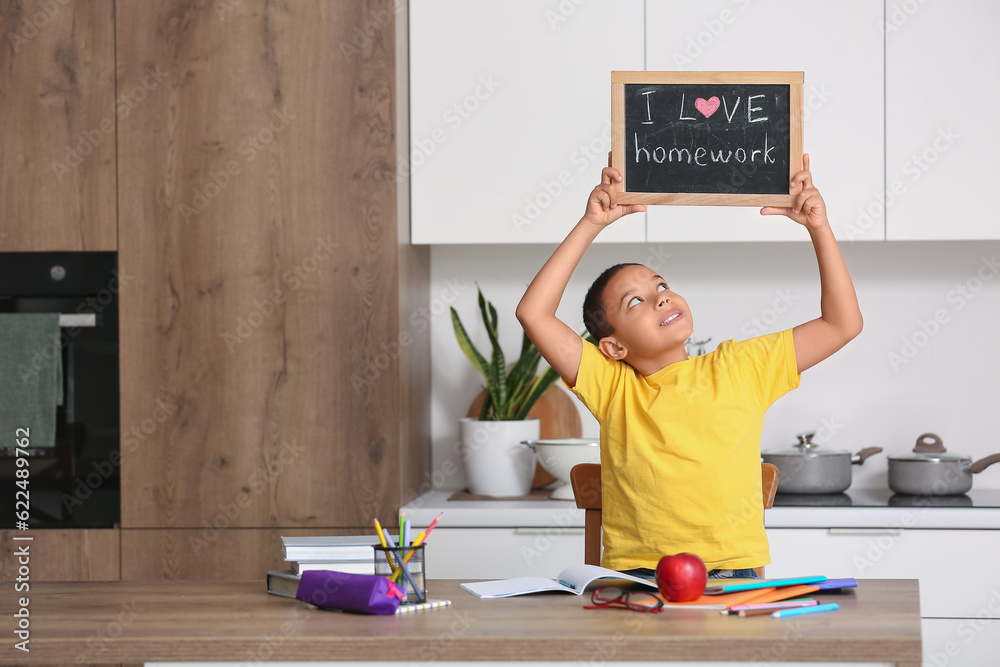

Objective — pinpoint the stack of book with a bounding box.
[267,535,382,598]
[281,535,382,575]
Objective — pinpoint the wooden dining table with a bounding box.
[3,578,922,665]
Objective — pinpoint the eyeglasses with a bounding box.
[583,586,663,613]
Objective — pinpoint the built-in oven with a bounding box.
[0,252,120,528]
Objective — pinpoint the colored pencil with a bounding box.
[390,511,445,581]
[740,585,820,605]
[382,530,424,600]
[772,602,839,618]
[420,512,444,542]
[406,512,443,555]
[734,601,818,617]
[730,598,817,612]
[395,599,451,614]
[373,518,398,569]
[702,576,827,595]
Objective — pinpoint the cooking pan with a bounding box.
[762,431,882,494]
[887,433,1000,496]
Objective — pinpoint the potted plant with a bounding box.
[451,286,560,496]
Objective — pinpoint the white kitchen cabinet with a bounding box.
[409,0,646,244]
[767,528,1000,619]
[423,527,584,580]
[768,527,1000,667]
[922,618,1000,667]
[885,0,1000,240]
[643,0,885,243]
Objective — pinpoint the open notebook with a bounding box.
[460,564,656,599]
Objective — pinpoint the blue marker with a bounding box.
[772,602,839,618]
[703,576,827,594]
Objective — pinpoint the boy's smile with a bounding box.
[599,265,694,375]
[660,309,683,326]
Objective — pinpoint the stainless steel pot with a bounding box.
[762,432,882,494]
[887,433,1000,496]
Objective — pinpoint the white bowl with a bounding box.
[526,438,601,499]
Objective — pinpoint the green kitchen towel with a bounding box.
[0,314,64,449]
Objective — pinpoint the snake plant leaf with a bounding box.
[488,295,498,334]
[506,342,542,410]
[476,289,508,414]
[506,331,535,391]
[451,306,503,412]
[517,328,533,360]
[517,340,543,380]
[512,366,561,421]
[478,392,493,420]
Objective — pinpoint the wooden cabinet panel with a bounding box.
[120,527,369,581]
[0,0,116,251]
[0,529,119,581]
[117,1,427,529]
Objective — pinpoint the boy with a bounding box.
[515,155,862,578]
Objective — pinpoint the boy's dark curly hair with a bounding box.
[582,263,641,341]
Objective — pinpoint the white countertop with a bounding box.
[402,490,585,528]
[402,489,1000,530]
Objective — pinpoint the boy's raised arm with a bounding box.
[516,167,645,387]
[761,154,863,373]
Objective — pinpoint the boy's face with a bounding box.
[599,265,693,367]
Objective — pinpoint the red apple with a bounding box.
[655,553,708,601]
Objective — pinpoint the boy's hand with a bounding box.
[582,167,646,228]
[760,154,828,230]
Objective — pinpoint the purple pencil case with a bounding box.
[295,570,404,615]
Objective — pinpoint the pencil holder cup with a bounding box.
[374,545,426,604]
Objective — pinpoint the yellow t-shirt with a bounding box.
[567,329,800,571]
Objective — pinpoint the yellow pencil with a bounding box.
[373,518,398,571]
[373,518,388,547]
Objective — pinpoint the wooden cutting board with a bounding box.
[466,386,583,488]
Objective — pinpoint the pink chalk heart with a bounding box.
[695,96,720,118]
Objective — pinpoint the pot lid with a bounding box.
[763,431,850,457]
[887,453,971,463]
[887,433,971,463]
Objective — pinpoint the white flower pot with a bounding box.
[459,418,539,497]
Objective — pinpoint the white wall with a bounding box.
[426,236,1000,492]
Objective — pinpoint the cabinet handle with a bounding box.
[827,528,903,536]
[513,528,585,535]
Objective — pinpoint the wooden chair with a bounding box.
[570,462,779,576]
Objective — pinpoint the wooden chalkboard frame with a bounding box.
[612,71,804,206]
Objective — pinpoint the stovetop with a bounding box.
[772,487,1000,508]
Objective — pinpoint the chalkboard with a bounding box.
[611,71,803,206]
